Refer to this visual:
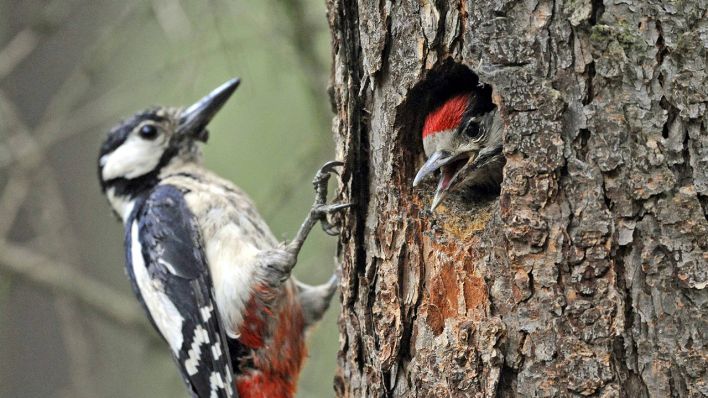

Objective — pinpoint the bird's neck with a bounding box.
[105,187,138,223]
[104,171,161,222]
[105,156,205,223]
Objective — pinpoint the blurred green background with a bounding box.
[0,1,339,397]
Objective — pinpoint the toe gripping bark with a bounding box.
[260,161,351,284]
[288,160,352,255]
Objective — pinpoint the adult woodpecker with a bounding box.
[97,78,348,398]
[413,89,504,210]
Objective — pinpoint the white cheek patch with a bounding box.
[101,134,168,181]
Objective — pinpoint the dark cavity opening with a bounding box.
[400,61,500,211]
[411,61,494,120]
[403,61,495,156]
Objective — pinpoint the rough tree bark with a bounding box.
[326,0,707,397]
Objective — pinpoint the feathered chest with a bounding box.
[158,171,278,335]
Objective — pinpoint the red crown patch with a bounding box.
[422,93,470,138]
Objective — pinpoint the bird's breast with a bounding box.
[161,170,278,338]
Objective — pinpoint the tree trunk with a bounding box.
[326,0,707,397]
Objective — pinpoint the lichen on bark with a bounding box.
[326,0,707,396]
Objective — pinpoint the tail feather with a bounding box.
[294,275,338,327]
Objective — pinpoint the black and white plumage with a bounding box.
[98,79,348,398]
[127,185,233,397]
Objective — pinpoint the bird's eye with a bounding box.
[139,125,159,140]
[462,120,481,138]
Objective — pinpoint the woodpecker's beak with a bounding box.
[413,151,452,187]
[413,150,475,211]
[178,78,240,142]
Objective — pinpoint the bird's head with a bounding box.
[98,78,239,207]
[413,90,503,211]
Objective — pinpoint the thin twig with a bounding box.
[55,298,99,398]
[273,0,329,127]
[259,0,332,219]
[0,29,39,81]
[0,240,157,340]
[0,171,30,238]
[0,90,159,342]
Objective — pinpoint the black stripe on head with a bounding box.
[473,145,503,168]
[457,88,496,140]
[463,86,495,118]
[98,107,173,195]
[99,108,168,158]
[100,145,179,197]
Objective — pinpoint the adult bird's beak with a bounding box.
[413,150,474,211]
[178,78,240,142]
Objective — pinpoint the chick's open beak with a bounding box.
[178,78,240,142]
[413,151,451,187]
[413,150,475,211]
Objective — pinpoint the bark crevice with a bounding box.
[329,0,707,396]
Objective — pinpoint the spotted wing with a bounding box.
[125,184,235,398]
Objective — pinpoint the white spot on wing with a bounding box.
[130,221,184,354]
[158,258,178,275]
[200,304,213,322]
[211,343,222,359]
[210,371,225,396]
[184,325,210,376]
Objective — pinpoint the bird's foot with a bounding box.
[285,161,352,256]
[310,160,352,236]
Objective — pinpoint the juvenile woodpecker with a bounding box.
[98,79,348,398]
[413,90,504,210]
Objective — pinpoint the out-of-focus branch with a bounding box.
[0,88,157,344]
[0,29,39,81]
[151,0,193,42]
[55,298,98,398]
[274,0,329,128]
[0,0,84,82]
[0,241,156,340]
[0,171,31,238]
[259,0,333,218]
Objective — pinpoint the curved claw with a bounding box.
[321,221,341,236]
[313,161,344,184]
[306,161,350,236]
[314,203,352,236]
[288,163,350,259]
[312,161,345,207]
[320,160,344,174]
[315,203,353,214]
